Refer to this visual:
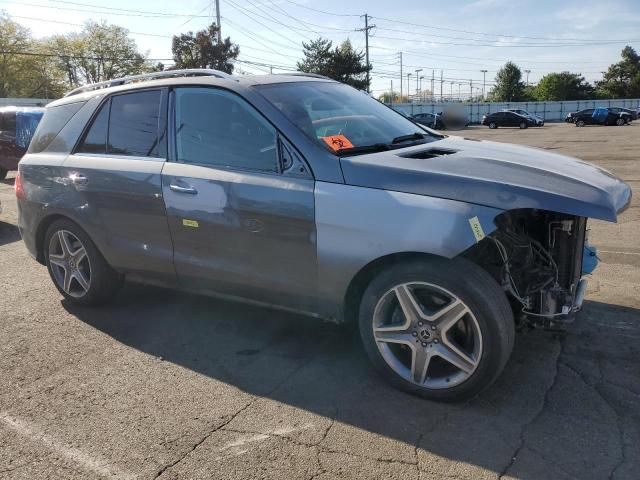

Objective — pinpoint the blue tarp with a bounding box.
[15,111,44,149]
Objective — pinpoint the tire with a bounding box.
[488,122,497,129]
[519,122,528,129]
[0,167,7,180]
[44,219,122,306]
[576,120,585,127]
[358,257,515,402]
[615,118,624,126]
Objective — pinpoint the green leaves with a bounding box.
[533,72,593,101]
[596,46,640,99]
[171,23,239,74]
[297,38,370,90]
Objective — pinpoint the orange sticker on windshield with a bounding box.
[321,134,354,151]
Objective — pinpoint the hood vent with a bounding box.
[400,148,458,159]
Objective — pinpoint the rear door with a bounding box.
[162,86,317,311]
[63,89,176,283]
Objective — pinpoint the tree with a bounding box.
[171,23,239,74]
[533,72,593,101]
[0,15,66,98]
[0,14,31,97]
[378,91,409,103]
[596,46,640,98]
[297,38,370,90]
[47,21,150,87]
[490,62,525,101]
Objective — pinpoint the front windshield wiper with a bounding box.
[335,143,390,156]
[391,132,427,144]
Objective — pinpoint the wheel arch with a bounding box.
[35,213,108,266]
[343,251,445,324]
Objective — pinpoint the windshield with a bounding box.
[256,81,441,155]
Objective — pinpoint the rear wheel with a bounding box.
[615,117,625,126]
[488,122,497,129]
[519,122,528,129]
[358,257,514,402]
[44,219,122,306]
[576,120,585,127]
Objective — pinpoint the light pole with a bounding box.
[525,69,531,86]
[415,68,422,99]
[407,73,412,100]
[450,81,454,100]
[420,76,424,102]
[480,69,487,100]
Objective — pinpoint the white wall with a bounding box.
[0,98,50,107]
[391,98,640,123]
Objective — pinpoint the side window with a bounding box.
[77,101,109,154]
[108,90,161,157]
[174,87,278,173]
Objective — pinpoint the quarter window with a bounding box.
[174,87,278,173]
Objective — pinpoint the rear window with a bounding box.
[28,102,85,153]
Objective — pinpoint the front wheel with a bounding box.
[576,120,585,127]
[488,122,497,129]
[519,122,528,129]
[44,219,122,306]
[358,257,515,402]
[615,118,625,126]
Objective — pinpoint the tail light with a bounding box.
[15,171,25,200]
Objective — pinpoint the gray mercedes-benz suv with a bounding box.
[17,69,631,401]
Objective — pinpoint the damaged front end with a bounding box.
[465,209,597,328]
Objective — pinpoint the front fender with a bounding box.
[314,182,503,320]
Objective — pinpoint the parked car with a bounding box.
[0,107,45,179]
[573,108,630,127]
[481,111,536,129]
[17,70,631,402]
[503,109,544,126]
[608,107,637,121]
[411,112,445,129]
[566,108,632,125]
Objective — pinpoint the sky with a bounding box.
[4,0,640,98]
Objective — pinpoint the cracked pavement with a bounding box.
[1,122,639,479]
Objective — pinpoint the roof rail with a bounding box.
[65,69,231,97]
[278,72,333,81]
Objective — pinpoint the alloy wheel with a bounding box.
[372,282,482,389]
[48,230,92,298]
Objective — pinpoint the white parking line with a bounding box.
[599,250,640,256]
[0,412,135,480]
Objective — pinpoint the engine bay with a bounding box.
[465,209,591,328]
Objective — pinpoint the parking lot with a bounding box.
[0,121,638,479]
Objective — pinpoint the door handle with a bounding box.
[69,173,88,185]
[170,183,198,195]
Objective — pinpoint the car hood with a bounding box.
[339,136,632,222]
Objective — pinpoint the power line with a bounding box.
[280,0,360,17]
[224,0,302,47]
[12,15,173,38]
[0,0,206,18]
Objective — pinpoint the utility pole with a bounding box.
[270,65,273,74]
[357,14,375,93]
[480,69,487,100]
[450,81,454,100]
[390,80,393,106]
[525,69,531,86]
[399,52,403,100]
[430,70,434,102]
[415,68,422,99]
[215,0,221,42]
[439,70,443,101]
[469,79,473,101]
[420,76,424,102]
[407,73,412,99]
